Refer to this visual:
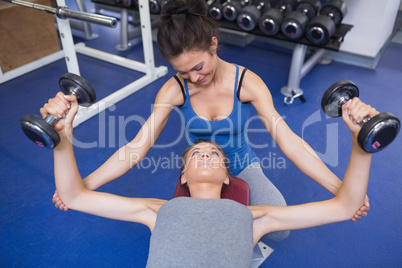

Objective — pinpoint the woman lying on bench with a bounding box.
[48,94,374,267]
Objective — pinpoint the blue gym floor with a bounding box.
[1,3,402,267]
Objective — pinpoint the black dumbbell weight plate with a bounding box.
[149,0,163,14]
[223,1,242,21]
[275,0,298,15]
[209,2,223,21]
[281,11,309,40]
[19,114,60,149]
[306,15,336,45]
[237,5,260,31]
[321,80,359,118]
[320,0,347,25]
[259,8,283,35]
[296,0,321,20]
[358,112,401,153]
[59,73,96,107]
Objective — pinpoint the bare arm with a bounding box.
[52,104,172,211]
[251,143,370,240]
[50,95,164,229]
[241,71,342,195]
[42,77,184,199]
[82,106,171,190]
[251,98,376,245]
[82,80,183,190]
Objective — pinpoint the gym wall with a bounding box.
[339,0,400,59]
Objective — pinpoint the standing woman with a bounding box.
[52,0,369,240]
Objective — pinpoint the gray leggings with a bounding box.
[237,162,290,241]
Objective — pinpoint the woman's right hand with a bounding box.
[39,92,78,139]
[52,190,69,211]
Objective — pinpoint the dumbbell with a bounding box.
[236,0,271,31]
[149,0,167,14]
[222,0,252,22]
[207,0,224,21]
[306,0,347,45]
[19,73,96,149]
[258,0,298,36]
[280,0,321,40]
[321,80,400,153]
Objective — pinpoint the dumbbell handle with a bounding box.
[300,8,308,14]
[339,95,371,126]
[45,115,59,126]
[44,89,81,126]
[359,117,370,126]
[325,10,337,19]
[278,5,286,12]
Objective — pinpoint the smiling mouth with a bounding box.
[197,75,207,83]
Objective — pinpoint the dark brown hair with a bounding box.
[157,0,219,60]
[179,139,232,195]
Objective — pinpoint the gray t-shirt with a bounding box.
[146,197,254,267]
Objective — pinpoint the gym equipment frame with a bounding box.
[70,0,99,40]
[0,0,168,127]
[92,3,161,51]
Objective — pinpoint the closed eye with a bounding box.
[177,63,203,76]
[195,65,203,71]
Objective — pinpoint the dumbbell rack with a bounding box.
[0,0,168,127]
[218,20,353,105]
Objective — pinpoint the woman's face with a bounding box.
[181,142,229,186]
[169,39,218,85]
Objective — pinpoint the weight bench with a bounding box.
[174,176,273,268]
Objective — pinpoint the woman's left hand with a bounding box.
[351,195,370,222]
[342,98,379,139]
